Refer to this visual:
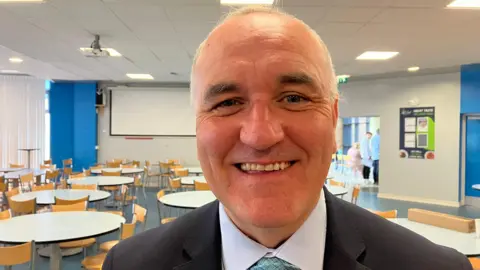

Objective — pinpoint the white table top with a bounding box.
[181,176,207,185]
[159,186,347,209]
[0,168,25,173]
[11,190,111,205]
[91,168,143,174]
[3,169,47,179]
[391,218,480,256]
[0,212,125,244]
[68,176,134,187]
[325,185,349,196]
[185,167,203,174]
[159,191,216,209]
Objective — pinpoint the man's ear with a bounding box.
[332,99,339,154]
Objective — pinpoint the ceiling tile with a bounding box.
[282,6,328,26]
[322,7,382,23]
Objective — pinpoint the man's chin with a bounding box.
[230,200,301,229]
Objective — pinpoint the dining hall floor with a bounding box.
[8,186,480,270]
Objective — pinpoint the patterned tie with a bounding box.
[248,257,301,270]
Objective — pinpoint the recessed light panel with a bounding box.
[408,66,420,72]
[221,0,274,5]
[126,73,154,80]
[356,51,399,60]
[9,57,23,63]
[447,0,480,8]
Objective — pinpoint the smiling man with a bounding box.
[103,6,472,270]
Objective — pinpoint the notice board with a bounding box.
[399,107,435,160]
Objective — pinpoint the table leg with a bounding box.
[27,150,31,169]
[50,244,62,270]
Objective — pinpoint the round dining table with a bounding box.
[180,176,207,185]
[91,168,143,175]
[159,185,348,209]
[11,189,110,205]
[0,212,125,270]
[67,176,134,187]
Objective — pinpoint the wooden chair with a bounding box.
[83,169,92,176]
[0,209,12,220]
[114,185,135,215]
[9,163,25,168]
[40,164,51,169]
[120,164,136,168]
[132,160,140,168]
[153,162,170,188]
[63,158,73,168]
[156,190,175,225]
[99,204,147,253]
[19,173,34,192]
[70,172,85,179]
[194,181,210,191]
[351,185,361,205]
[169,177,182,191]
[81,219,137,269]
[174,168,189,177]
[167,159,180,165]
[62,167,73,180]
[370,209,398,219]
[329,179,346,188]
[90,165,104,171]
[46,170,59,185]
[102,171,121,177]
[52,202,95,257]
[112,159,124,164]
[71,184,97,190]
[51,201,87,212]
[106,161,121,168]
[55,196,89,206]
[44,159,52,165]
[0,241,35,270]
[32,183,54,191]
[0,178,7,210]
[8,197,36,216]
[469,258,480,270]
[161,217,176,224]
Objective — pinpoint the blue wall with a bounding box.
[461,63,480,199]
[461,64,480,114]
[50,82,97,171]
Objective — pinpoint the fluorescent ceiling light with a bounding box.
[356,51,399,60]
[221,0,274,5]
[447,0,480,8]
[408,66,420,72]
[126,73,154,80]
[0,0,44,2]
[79,47,122,57]
[9,57,23,63]
[336,74,351,79]
[0,70,19,73]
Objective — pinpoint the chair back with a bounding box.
[132,160,140,168]
[32,183,54,191]
[83,169,92,176]
[351,185,361,204]
[194,181,210,191]
[51,201,87,212]
[46,170,60,182]
[44,159,52,165]
[107,161,121,168]
[5,188,20,199]
[19,173,34,184]
[0,241,35,268]
[112,159,124,164]
[0,209,12,220]
[329,179,346,188]
[121,164,136,168]
[8,198,36,216]
[371,209,398,219]
[90,165,104,170]
[120,219,137,240]
[69,173,85,179]
[0,177,6,192]
[174,169,189,177]
[169,178,182,189]
[55,196,89,205]
[161,217,176,224]
[9,163,25,168]
[102,170,121,176]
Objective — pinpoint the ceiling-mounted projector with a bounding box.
[80,35,112,58]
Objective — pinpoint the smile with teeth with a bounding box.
[238,161,294,172]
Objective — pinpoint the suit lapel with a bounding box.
[173,201,223,270]
[323,188,371,270]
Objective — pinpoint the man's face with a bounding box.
[367,133,372,139]
[193,13,338,229]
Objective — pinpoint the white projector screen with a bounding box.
[110,87,196,136]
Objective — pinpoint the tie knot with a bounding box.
[249,256,300,269]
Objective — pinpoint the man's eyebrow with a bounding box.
[278,73,315,86]
[203,83,240,103]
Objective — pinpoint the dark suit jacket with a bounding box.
[103,188,473,270]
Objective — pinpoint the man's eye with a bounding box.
[215,99,241,109]
[282,95,307,103]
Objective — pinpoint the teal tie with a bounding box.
[248,257,300,270]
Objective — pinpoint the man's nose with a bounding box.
[240,103,285,151]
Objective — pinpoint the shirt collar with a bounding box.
[219,191,327,270]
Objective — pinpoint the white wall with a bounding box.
[339,73,461,205]
[97,89,199,166]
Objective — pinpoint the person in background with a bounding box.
[371,129,381,185]
[360,132,373,183]
[347,142,362,177]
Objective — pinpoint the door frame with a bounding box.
[462,114,480,206]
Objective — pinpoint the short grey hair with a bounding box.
[190,5,338,106]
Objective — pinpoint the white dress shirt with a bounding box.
[220,191,327,270]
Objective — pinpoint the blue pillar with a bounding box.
[49,82,97,171]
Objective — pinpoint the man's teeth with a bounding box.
[240,162,292,172]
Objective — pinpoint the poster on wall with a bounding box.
[399,107,435,160]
